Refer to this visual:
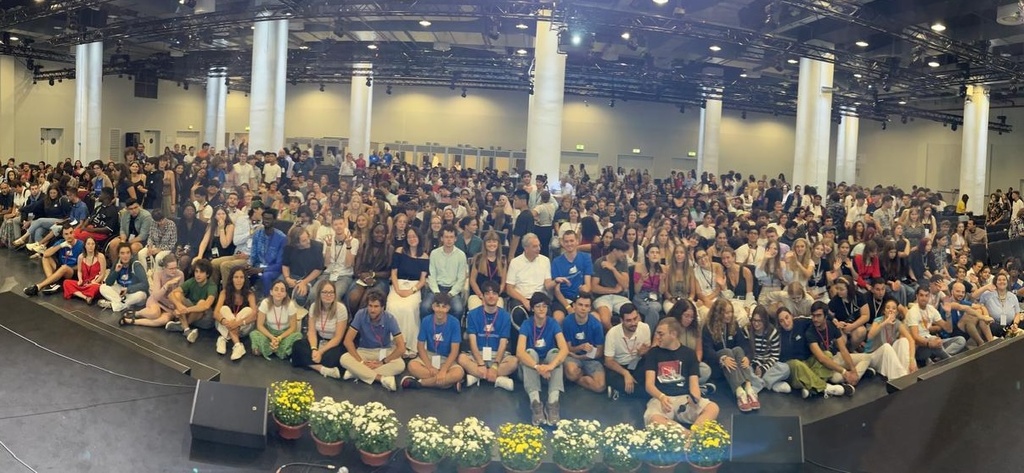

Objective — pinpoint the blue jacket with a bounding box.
[250,227,287,273]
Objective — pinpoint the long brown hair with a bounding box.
[706,298,738,345]
[472,230,506,275]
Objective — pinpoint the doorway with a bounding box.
[141,130,161,155]
[40,128,63,164]
[175,131,200,152]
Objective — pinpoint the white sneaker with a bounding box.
[772,382,793,394]
[380,375,397,392]
[230,342,245,361]
[97,300,112,309]
[824,384,845,397]
[495,376,514,392]
[164,321,183,332]
[184,328,199,344]
[466,374,480,388]
[343,370,356,381]
[801,388,811,399]
[216,336,227,355]
[320,366,341,379]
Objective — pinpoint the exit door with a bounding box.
[141,130,161,155]
[40,128,63,164]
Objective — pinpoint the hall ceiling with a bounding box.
[1,0,1022,131]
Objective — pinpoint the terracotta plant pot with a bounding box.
[645,461,680,472]
[604,462,641,473]
[272,415,306,440]
[503,463,539,473]
[687,462,722,473]
[456,461,490,473]
[359,448,394,467]
[312,433,344,457]
[556,464,591,473]
[406,449,439,473]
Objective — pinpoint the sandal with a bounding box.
[118,312,137,326]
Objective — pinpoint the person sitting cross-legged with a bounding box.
[251,279,304,361]
[212,266,258,361]
[804,301,861,397]
[24,226,84,297]
[98,243,149,313]
[162,258,219,344]
[292,279,348,378]
[516,292,569,426]
[401,292,466,392]
[458,281,518,391]
[604,303,652,400]
[643,317,720,429]
[338,289,407,391]
[561,292,607,394]
[121,254,185,327]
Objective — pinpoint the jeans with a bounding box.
[420,286,466,321]
[750,362,792,393]
[278,274,321,308]
[632,291,662,328]
[714,347,758,392]
[28,217,61,243]
[606,363,647,398]
[520,349,564,397]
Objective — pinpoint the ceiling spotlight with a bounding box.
[183,82,189,90]
[386,85,392,94]
[571,33,582,46]
[853,101,862,106]
[367,43,378,50]
[609,99,615,107]
[739,72,747,78]
[298,45,309,50]
[951,122,958,131]
[419,20,432,27]
[853,73,862,78]
[461,87,467,98]
[653,0,669,4]
[930,22,946,32]
[709,45,721,52]
[959,84,968,97]
[48,78,54,86]
[621,31,631,40]
[927,60,940,67]
[787,58,799,64]
[679,104,685,114]
[855,40,869,47]
[319,83,325,92]
[528,82,534,95]
[898,99,907,105]
[8,36,18,42]
[365,76,372,87]
[882,121,887,130]
[741,111,747,119]
[515,22,529,30]
[516,48,528,55]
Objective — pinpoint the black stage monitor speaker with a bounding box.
[189,380,268,449]
[729,415,804,473]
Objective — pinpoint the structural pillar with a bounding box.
[347,63,373,158]
[0,55,15,160]
[834,114,859,184]
[204,66,227,152]
[74,41,103,162]
[959,85,990,215]
[248,13,288,154]
[793,54,834,194]
[697,97,722,177]
[525,9,565,181]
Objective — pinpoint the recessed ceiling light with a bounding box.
[8,36,18,41]
[898,100,907,105]
[853,73,862,78]
[739,72,748,78]
[855,40,869,47]
[854,102,862,106]
[516,48,528,55]
[931,22,946,32]
[621,32,630,40]
[515,22,528,30]
[298,45,309,50]
[653,0,669,4]
[927,60,940,67]
[367,44,378,50]
[787,58,798,64]
[419,20,431,27]
[709,45,721,52]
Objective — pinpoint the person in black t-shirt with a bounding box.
[828,276,869,348]
[643,318,719,428]
[804,301,861,398]
[510,189,534,257]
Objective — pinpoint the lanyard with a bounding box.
[270,304,285,329]
[623,335,638,355]
[432,318,444,352]
[815,325,831,353]
[483,309,496,336]
[533,320,545,346]
[486,258,497,280]
[331,239,346,264]
[370,319,386,346]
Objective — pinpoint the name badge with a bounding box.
[535,338,546,348]
[434,333,444,342]
[587,348,598,359]
[378,348,388,361]
[575,332,586,340]
[482,346,493,361]
[484,324,494,333]
[431,355,442,369]
[329,273,339,282]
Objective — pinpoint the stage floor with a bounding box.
[0,250,893,472]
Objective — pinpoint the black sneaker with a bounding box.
[841,383,856,396]
[701,382,717,396]
[864,368,877,379]
[41,283,61,295]
[400,375,421,390]
[23,285,38,297]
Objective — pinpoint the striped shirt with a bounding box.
[747,327,781,372]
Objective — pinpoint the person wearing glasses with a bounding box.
[292,280,349,378]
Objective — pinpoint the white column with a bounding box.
[959,85,990,215]
[248,15,288,154]
[348,63,373,158]
[793,55,834,193]
[834,115,859,184]
[74,41,103,162]
[0,56,15,159]
[697,98,722,176]
[204,67,227,152]
[525,10,565,181]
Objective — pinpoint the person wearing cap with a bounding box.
[459,281,517,391]
[592,238,634,330]
[561,292,606,393]
[401,292,466,392]
[516,292,569,426]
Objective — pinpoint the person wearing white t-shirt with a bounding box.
[906,286,966,365]
[604,304,652,400]
[505,233,552,331]
[262,154,282,184]
[323,215,359,297]
[250,281,303,360]
[233,159,256,189]
[292,280,350,378]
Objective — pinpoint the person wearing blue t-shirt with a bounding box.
[402,293,466,391]
[459,281,518,391]
[561,292,606,393]
[24,226,84,297]
[549,230,593,323]
[516,292,569,426]
[339,290,407,392]
[381,147,393,167]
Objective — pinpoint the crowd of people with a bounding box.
[2,140,1022,432]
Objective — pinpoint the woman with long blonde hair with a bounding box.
[702,298,760,412]
[783,238,815,286]
[468,230,507,311]
[661,243,695,314]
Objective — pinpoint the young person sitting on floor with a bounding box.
[292,279,348,378]
[120,254,184,327]
[401,292,466,392]
[643,317,720,430]
[251,279,303,361]
[339,289,407,391]
[212,266,258,361]
[458,281,518,391]
[804,301,860,397]
[604,303,652,400]
[23,226,83,297]
[98,243,149,313]
[162,258,218,344]
[62,236,105,305]
[561,292,607,394]
[517,292,569,426]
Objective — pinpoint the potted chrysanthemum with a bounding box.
[405,415,452,473]
[497,423,547,473]
[309,397,353,456]
[601,423,646,472]
[268,380,314,440]
[450,417,495,473]
[643,423,688,472]
[685,420,731,472]
[551,419,601,472]
[351,401,400,467]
